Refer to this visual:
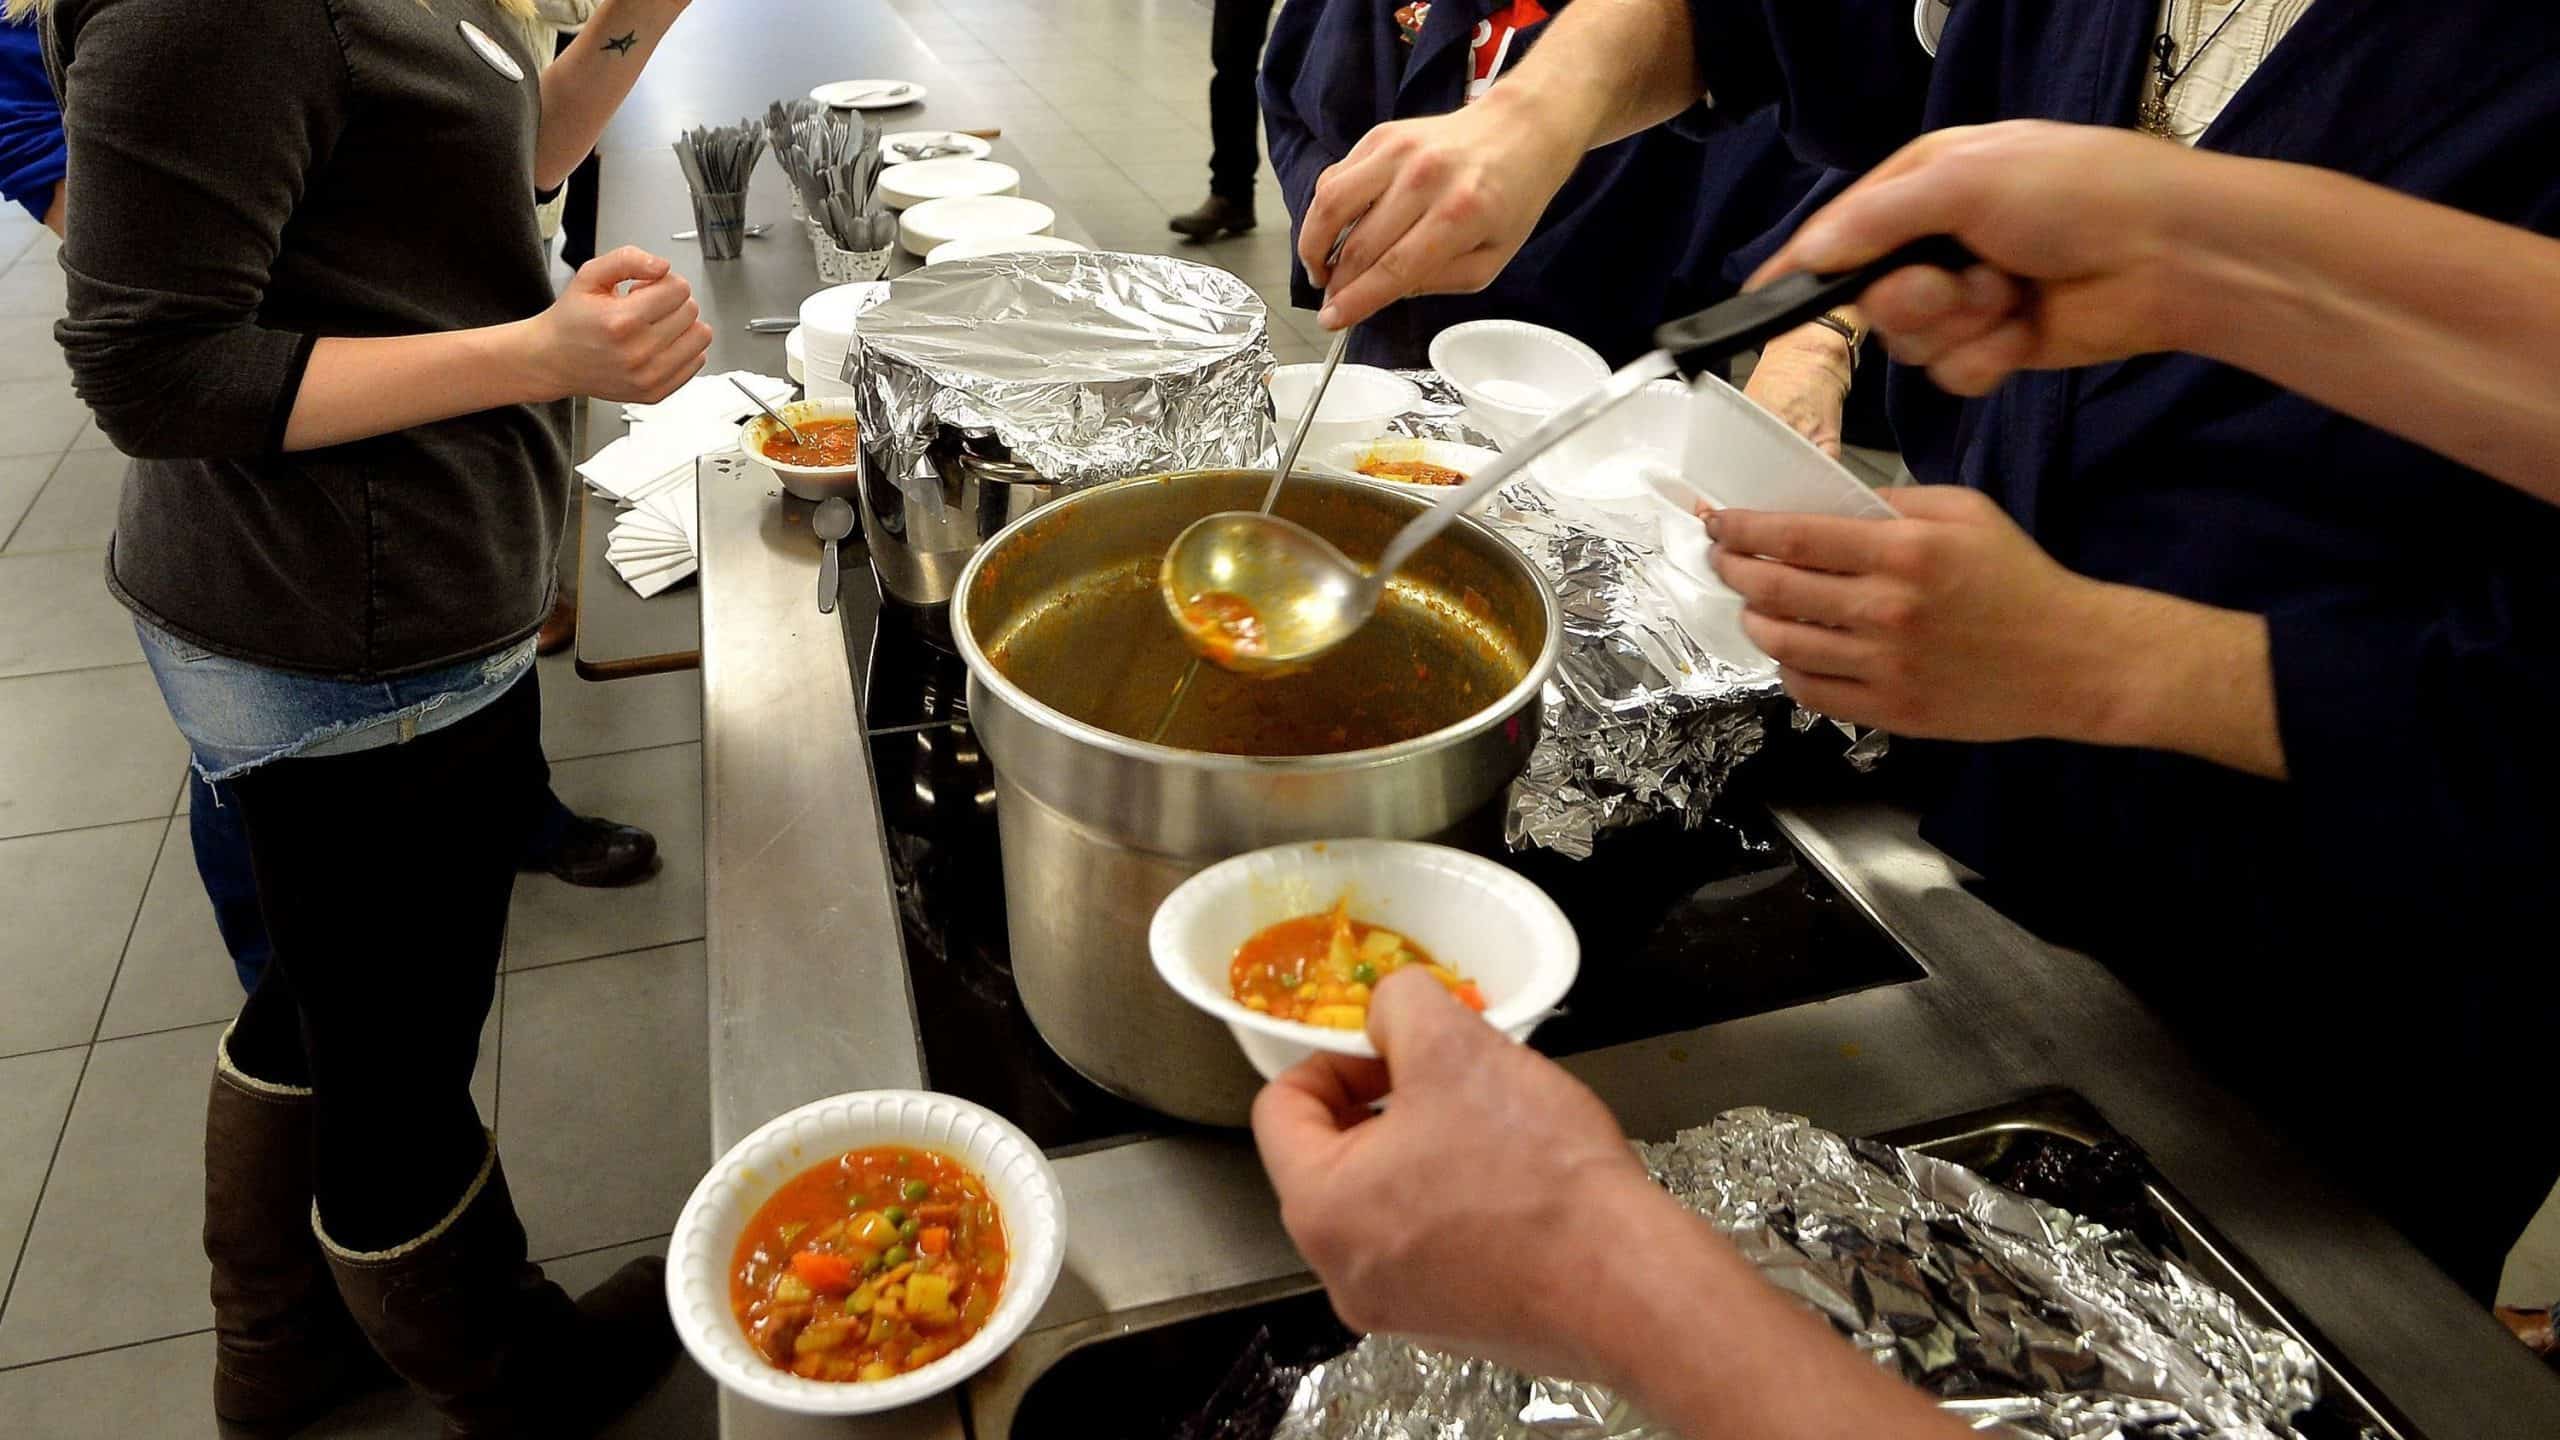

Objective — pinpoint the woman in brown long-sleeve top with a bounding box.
[23,0,712,1430]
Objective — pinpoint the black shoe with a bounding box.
[542,816,658,888]
[1170,193,1255,241]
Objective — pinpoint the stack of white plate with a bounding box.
[796,281,892,399]
[897,196,1056,258]
[876,157,1021,211]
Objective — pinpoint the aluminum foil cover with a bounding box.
[851,251,1273,506]
[1275,1109,2323,1440]
[1374,372,1798,858]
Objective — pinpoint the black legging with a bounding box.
[225,670,547,1251]
[1208,0,1276,203]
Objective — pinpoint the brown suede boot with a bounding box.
[321,1143,678,1439]
[207,1025,398,1439]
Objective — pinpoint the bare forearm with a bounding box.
[2085,584,2287,781]
[535,0,690,192]
[2168,155,2560,508]
[42,180,65,237]
[1585,1183,1974,1440]
[1497,0,1704,151]
[282,325,551,452]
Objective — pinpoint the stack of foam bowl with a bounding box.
[798,281,891,400]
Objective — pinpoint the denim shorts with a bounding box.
[136,620,538,784]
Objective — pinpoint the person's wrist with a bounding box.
[491,318,568,405]
[1557,1172,1749,1390]
[2147,148,2268,361]
[2068,583,2234,754]
[1479,63,1611,157]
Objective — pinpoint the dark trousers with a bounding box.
[190,719,575,995]
[223,672,546,1251]
[1208,0,1276,202]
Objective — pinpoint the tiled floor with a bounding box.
[4,0,2556,1432]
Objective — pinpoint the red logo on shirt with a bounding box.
[1467,1,1550,100]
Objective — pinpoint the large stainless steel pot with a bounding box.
[951,470,1561,1124]
[857,426,1063,605]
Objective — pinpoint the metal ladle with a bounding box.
[1142,226,1360,740]
[731,375,807,447]
[1159,236,1976,674]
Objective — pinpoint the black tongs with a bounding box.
[1652,235,1978,377]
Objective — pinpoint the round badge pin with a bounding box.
[459,20,525,81]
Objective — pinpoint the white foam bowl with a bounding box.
[925,233,1089,266]
[1268,364,1422,458]
[1656,522,1775,676]
[1150,840,1580,1080]
[666,1090,1066,1417]
[897,195,1056,258]
[1534,378,1691,504]
[876,158,1021,211]
[1316,437,1502,490]
[1428,320,1609,448]
[739,397,864,502]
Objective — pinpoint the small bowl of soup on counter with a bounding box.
[665,1090,1064,1415]
[741,397,865,502]
[1319,437,1502,491]
[1150,839,1579,1079]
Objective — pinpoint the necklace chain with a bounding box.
[2138,0,2253,137]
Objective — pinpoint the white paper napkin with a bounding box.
[619,371,794,429]
[585,377,783,600]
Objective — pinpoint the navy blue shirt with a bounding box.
[1,16,64,222]
[1697,0,2560,1295]
[1261,0,1818,368]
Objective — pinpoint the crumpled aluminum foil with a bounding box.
[1368,372,1807,857]
[852,251,1273,503]
[1275,1109,2324,1440]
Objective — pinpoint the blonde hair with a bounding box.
[5,0,536,21]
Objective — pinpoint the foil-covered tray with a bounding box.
[1274,1107,2352,1440]
[1371,372,1873,858]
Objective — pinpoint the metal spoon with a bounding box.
[730,376,806,447]
[1144,229,1361,738]
[814,497,855,615]
[1160,235,1976,674]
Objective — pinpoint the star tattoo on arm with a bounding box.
[601,30,637,55]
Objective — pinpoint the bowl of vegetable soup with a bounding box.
[665,1090,1065,1414]
[1150,839,1579,1080]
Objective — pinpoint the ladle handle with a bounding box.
[1370,351,1679,584]
[1652,235,1977,377]
[1266,328,1350,512]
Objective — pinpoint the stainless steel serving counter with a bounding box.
[638,5,2560,1438]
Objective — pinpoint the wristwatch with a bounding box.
[1807,308,1867,371]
